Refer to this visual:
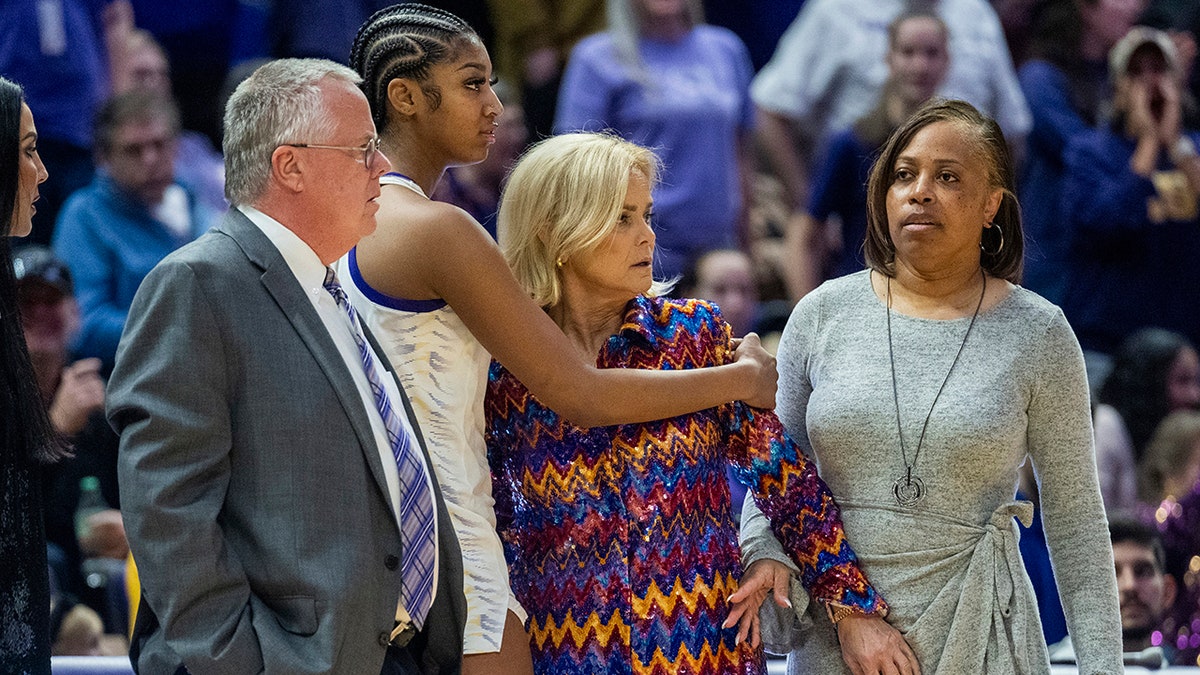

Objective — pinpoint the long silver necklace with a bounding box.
[886,270,985,507]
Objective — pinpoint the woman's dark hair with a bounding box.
[863,98,1024,283]
[0,77,65,464]
[1099,327,1195,462]
[350,3,480,130]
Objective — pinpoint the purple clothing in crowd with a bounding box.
[554,25,755,277]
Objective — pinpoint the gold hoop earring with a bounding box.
[980,223,1004,256]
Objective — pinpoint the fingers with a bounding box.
[726,582,754,605]
[749,612,761,649]
[735,605,753,644]
[898,636,921,675]
[69,357,103,374]
[772,569,792,608]
[63,359,102,383]
[725,601,747,632]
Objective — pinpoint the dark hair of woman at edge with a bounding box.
[0,77,64,465]
[1100,328,1197,462]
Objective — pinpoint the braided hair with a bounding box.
[350,3,480,130]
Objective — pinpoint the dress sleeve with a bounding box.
[739,292,820,569]
[721,297,884,615]
[1025,309,1123,673]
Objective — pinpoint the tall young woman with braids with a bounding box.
[0,76,65,675]
[343,5,779,673]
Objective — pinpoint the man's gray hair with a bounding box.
[223,58,363,205]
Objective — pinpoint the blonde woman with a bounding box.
[486,132,906,675]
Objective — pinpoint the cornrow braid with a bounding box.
[351,3,478,129]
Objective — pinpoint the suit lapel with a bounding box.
[219,211,397,515]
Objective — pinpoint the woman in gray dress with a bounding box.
[734,100,1123,674]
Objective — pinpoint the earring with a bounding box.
[555,258,564,269]
[980,222,1004,255]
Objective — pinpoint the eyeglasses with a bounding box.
[282,137,382,169]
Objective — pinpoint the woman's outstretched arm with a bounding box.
[357,198,775,427]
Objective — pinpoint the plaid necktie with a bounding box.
[324,267,436,627]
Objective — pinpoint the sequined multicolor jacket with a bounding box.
[485,296,885,675]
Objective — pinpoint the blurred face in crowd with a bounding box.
[1167,345,1200,411]
[636,0,689,25]
[1113,43,1175,125]
[19,280,74,363]
[1164,435,1200,498]
[887,16,950,107]
[101,114,178,206]
[1082,0,1147,52]
[12,103,48,237]
[694,250,758,336]
[122,39,171,96]
[51,605,104,657]
[1113,541,1175,645]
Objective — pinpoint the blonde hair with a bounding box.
[498,132,667,308]
[1139,410,1200,502]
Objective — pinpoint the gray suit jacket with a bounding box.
[109,209,466,674]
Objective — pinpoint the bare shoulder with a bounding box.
[373,186,488,250]
[356,185,496,299]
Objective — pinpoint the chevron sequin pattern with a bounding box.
[486,296,886,675]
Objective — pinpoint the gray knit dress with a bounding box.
[740,271,1123,674]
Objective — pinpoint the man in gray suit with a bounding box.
[108,58,466,674]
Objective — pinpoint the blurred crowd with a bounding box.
[3,0,1200,666]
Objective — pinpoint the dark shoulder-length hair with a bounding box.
[0,77,64,464]
[863,98,1024,283]
[1099,327,1195,462]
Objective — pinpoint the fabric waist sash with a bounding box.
[759,499,1043,674]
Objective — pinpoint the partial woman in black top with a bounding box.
[0,75,66,675]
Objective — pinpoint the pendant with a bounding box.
[893,473,925,507]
